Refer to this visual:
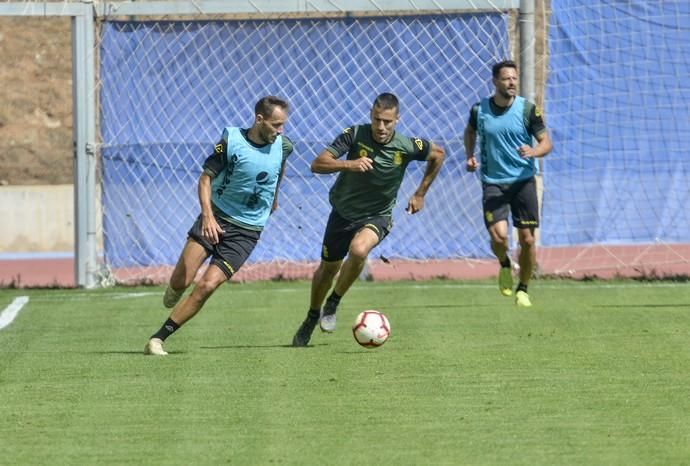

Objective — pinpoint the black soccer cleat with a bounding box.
[291,310,319,347]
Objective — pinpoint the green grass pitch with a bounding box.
[1,279,689,465]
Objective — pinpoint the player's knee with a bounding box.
[488,226,508,245]
[317,260,340,281]
[490,233,509,248]
[518,226,536,248]
[348,243,370,262]
[520,234,536,249]
[194,277,221,298]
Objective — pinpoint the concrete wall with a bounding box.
[0,184,101,253]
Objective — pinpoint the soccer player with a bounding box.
[464,60,552,307]
[291,92,445,346]
[144,96,293,355]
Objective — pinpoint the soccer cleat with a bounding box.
[144,338,168,356]
[319,314,336,333]
[498,267,513,296]
[319,300,338,333]
[515,290,532,307]
[292,311,319,347]
[163,286,184,308]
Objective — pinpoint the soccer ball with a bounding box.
[352,310,391,348]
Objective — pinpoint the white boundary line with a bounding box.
[0,296,29,330]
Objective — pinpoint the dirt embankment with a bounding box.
[0,17,72,186]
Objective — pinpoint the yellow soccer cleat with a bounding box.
[515,290,532,307]
[498,267,513,296]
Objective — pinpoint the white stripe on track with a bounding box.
[0,296,29,330]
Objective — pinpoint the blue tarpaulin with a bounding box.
[542,1,690,246]
[100,15,510,267]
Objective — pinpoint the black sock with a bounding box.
[151,318,180,341]
[517,282,528,293]
[307,308,320,320]
[500,257,511,268]
[326,291,342,306]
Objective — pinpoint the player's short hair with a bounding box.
[373,93,399,112]
[255,96,289,118]
[492,60,518,79]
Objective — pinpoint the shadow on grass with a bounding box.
[384,303,496,310]
[199,343,329,349]
[593,304,690,308]
[93,344,331,354]
[92,350,187,355]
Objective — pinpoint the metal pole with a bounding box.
[519,0,536,102]
[519,0,540,252]
[72,2,98,287]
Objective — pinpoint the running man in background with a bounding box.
[145,96,293,355]
[464,60,552,307]
[292,92,445,347]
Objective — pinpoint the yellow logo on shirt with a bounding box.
[393,152,402,166]
[485,211,493,223]
[359,149,369,158]
[214,143,224,154]
[535,107,542,117]
[414,138,423,151]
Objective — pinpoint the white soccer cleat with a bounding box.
[319,313,337,333]
[144,338,168,356]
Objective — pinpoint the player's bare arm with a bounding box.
[273,135,295,212]
[518,130,553,159]
[407,143,445,214]
[197,172,224,244]
[464,124,478,172]
[310,149,374,174]
[272,158,288,212]
[518,103,552,159]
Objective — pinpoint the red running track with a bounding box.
[1,244,688,288]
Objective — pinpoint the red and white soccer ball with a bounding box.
[352,310,391,348]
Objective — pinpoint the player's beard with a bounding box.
[262,129,277,144]
[498,87,516,100]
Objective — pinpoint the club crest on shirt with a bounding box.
[414,138,423,151]
[393,151,402,166]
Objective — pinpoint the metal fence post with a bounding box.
[72,1,98,288]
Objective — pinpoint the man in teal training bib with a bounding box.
[145,96,293,355]
[464,60,553,307]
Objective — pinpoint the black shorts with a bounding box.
[320,210,392,262]
[482,177,539,229]
[188,214,261,279]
